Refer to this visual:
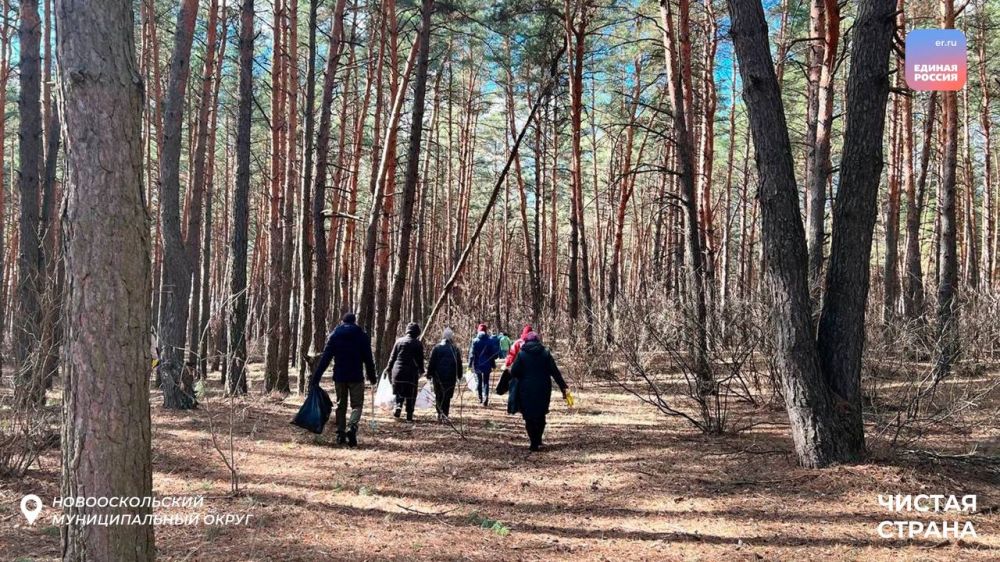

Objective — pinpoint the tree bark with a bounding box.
[815,0,896,461]
[297,0,317,392]
[0,3,9,379]
[933,0,959,380]
[187,0,223,376]
[310,0,348,351]
[607,57,642,342]
[977,5,993,284]
[57,0,155,556]
[903,91,936,320]
[278,0,299,392]
[883,42,903,324]
[807,0,840,293]
[729,0,893,467]
[227,0,254,395]
[659,0,710,388]
[15,0,43,394]
[156,0,201,409]
[383,0,433,345]
[265,0,288,393]
[357,35,421,338]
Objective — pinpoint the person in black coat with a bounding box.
[509,331,569,451]
[426,327,462,421]
[385,322,425,421]
[309,312,377,447]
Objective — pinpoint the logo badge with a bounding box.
[905,29,967,91]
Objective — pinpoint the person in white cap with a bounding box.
[426,327,462,421]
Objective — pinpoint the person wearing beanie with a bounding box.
[504,324,534,369]
[426,327,462,421]
[385,322,425,421]
[509,331,569,451]
[309,312,377,447]
[468,324,500,406]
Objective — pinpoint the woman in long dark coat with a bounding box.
[509,332,569,451]
[385,322,425,421]
[426,327,462,421]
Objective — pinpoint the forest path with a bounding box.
[2,368,998,561]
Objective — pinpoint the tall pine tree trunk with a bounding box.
[383,0,433,344]
[57,0,155,555]
[904,91,936,320]
[815,0,896,461]
[297,0,318,392]
[310,0,349,352]
[934,0,959,380]
[659,0,710,389]
[188,0,223,375]
[14,0,43,400]
[227,0,255,395]
[157,0,201,409]
[729,0,894,467]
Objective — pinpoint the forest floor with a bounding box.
[1,362,999,561]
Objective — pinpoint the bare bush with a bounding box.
[597,289,770,434]
[864,296,1000,449]
[0,375,58,477]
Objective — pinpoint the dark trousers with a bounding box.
[524,415,546,449]
[335,381,365,433]
[475,370,491,405]
[394,395,415,419]
[432,379,455,417]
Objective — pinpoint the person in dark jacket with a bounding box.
[468,324,499,406]
[385,322,425,421]
[310,312,377,447]
[426,327,462,421]
[509,332,569,451]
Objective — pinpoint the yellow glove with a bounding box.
[564,390,575,408]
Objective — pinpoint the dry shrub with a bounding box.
[863,288,1000,450]
[0,374,59,478]
[594,288,771,435]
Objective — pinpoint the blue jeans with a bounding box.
[475,370,491,405]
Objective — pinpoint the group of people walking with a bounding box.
[308,313,570,452]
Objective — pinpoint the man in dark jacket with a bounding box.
[310,313,377,447]
[426,327,462,421]
[386,322,425,421]
[468,324,499,406]
[509,332,569,451]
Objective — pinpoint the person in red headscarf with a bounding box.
[504,324,534,369]
[509,331,569,451]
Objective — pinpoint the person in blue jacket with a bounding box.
[468,323,499,406]
[309,313,377,447]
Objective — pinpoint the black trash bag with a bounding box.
[291,386,333,434]
[495,369,512,395]
[506,378,520,415]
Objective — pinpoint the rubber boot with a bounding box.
[336,431,346,445]
[347,428,358,448]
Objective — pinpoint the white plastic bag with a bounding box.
[415,381,436,410]
[374,374,395,410]
[464,369,477,394]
